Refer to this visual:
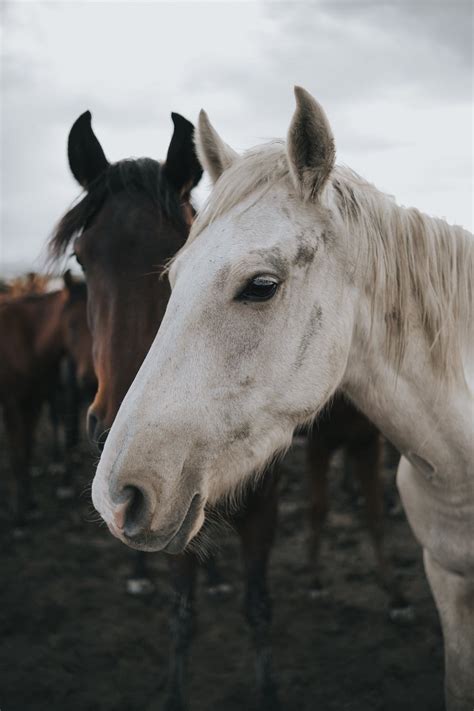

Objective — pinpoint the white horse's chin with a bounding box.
[204,426,295,509]
[187,506,206,542]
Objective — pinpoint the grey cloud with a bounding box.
[190,0,472,112]
[318,0,472,66]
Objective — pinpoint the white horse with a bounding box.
[92,87,473,709]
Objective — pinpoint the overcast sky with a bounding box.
[1,0,472,274]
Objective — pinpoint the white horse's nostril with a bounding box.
[118,485,151,538]
[112,499,130,532]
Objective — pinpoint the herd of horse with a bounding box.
[1,86,472,710]
[0,271,95,526]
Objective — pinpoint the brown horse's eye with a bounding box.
[73,251,85,271]
[237,275,279,302]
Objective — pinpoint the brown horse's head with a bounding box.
[61,270,96,393]
[50,111,202,452]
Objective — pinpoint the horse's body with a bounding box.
[91,88,473,708]
[0,276,94,524]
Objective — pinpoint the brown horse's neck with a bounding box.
[21,290,68,363]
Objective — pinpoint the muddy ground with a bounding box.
[0,412,444,711]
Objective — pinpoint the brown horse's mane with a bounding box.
[49,158,186,261]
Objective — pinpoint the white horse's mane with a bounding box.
[187,140,473,384]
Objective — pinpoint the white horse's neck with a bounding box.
[313,173,474,483]
[341,294,473,483]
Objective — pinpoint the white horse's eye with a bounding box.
[236,275,279,302]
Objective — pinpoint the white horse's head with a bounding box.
[91,88,360,552]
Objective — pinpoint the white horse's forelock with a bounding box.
[181,140,473,386]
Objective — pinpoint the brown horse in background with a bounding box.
[53,272,98,497]
[0,274,95,528]
[2,272,50,299]
[50,110,280,711]
[0,272,49,302]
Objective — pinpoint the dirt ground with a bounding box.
[0,412,444,711]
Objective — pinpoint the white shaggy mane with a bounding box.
[187,140,473,384]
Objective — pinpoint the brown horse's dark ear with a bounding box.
[68,111,109,189]
[163,113,203,197]
[63,269,75,292]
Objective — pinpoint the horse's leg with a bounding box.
[163,553,198,711]
[48,390,61,465]
[4,398,40,529]
[204,553,233,597]
[382,439,403,515]
[307,434,330,597]
[125,551,155,596]
[424,551,474,711]
[57,358,80,499]
[3,402,29,527]
[23,397,43,515]
[235,472,279,711]
[341,448,359,506]
[348,435,411,618]
[47,367,64,477]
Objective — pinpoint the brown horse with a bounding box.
[0,273,48,310]
[13,272,49,298]
[0,274,95,527]
[50,111,280,711]
[53,272,98,497]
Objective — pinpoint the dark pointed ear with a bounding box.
[163,113,203,196]
[68,111,109,189]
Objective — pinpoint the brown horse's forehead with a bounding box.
[76,192,183,261]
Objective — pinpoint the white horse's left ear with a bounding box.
[287,87,336,201]
[196,110,238,183]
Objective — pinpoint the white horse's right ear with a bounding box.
[287,87,335,201]
[196,110,238,183]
